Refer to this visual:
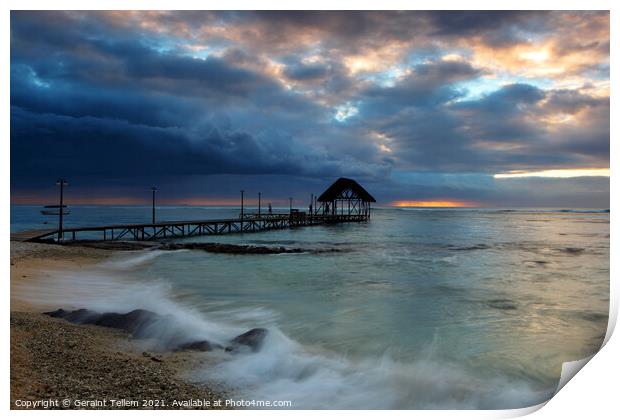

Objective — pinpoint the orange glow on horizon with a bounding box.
[390,200,479,208]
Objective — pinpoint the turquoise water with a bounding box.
[11,206,610,409]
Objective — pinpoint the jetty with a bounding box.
[24,178,376,242]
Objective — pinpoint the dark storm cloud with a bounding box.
[11,102,390,184]
[10,107,288,179]
[222,11,545,52]
[10,11,609,206]
[453,84,609,166]
[450,84,548,144]
[206,11,429,50]
[544,89,608,114]
[354,75,608,173]
[354,79,548,172]
[360,59,484,114]
[283,61,330,81]
[11,11,370,178]
[11,66,197,128]
[12,25,281,103]
[424,11,551,45]
[11,106,383,185]
[458,83,546,112]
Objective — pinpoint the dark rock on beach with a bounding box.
[225,328,269,353]
[45,308,163,337]
[175,340,222,352]
[96,309,162,336]
[44,308,268,355]
[46,308,101,324]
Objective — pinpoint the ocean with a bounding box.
[10,205,610,409]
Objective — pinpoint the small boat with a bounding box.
[41,210,71,215]
[41,205,70,216]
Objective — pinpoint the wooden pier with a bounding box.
[22,177,377,243]
[26,213,368,242]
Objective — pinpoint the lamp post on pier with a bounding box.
[56,178,68,241]
[258,192,262,217]
[151,186,159,224]
[289,197,293,214]
[240,190,245,231]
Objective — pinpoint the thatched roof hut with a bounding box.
[317,177,376,203]
[316,178,375,219]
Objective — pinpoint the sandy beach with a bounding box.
[10,241,226,410]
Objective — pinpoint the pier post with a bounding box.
[56,178,68,241]
[314,194,318,217]
[258,192,261,217]
[151,186,159,224]
[240,190,244,231]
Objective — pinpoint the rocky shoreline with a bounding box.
[45,307,269,353]
[10,241,230,410]
[58,239,344,254]
[10,311,227,409]
[9,239,335,409]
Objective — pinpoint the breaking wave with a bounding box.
[23,256,554,410]
[202,328,551,409]
[99,249,187,270]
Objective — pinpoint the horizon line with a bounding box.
[9,202,609,211]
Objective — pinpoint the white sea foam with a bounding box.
[100,249,187,270]
[20,259,553,410]
[195,321,551,409]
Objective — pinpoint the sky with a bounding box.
[10,11,610,207]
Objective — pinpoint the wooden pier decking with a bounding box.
[24,213,369,242]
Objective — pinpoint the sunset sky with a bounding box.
[10,11,610,207]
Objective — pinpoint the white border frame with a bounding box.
[3,2,616,419]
